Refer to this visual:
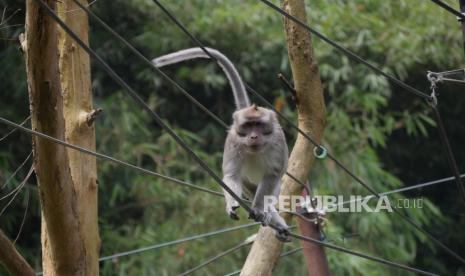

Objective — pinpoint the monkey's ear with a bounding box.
[252,104,258,111]
[232,110,239,121]
[271,110,279,121]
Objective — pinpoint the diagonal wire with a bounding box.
[27,2,449,273]
[36,222,260,275]
[223,247,302,276]
[256,0,430,100]
[180,239,253,276]
[32,0,253,214]
[13,189,30,244]
[429,0,465,20]
[2,115,461,218]
[149,0,465,265]
[69,0,306,193]
[69,0,227,129]
[0,115,31,143]
[181,226,296,276]
[332,173,465,209]
[288,232,437,276]
[0,162,33,201]
[1,116,463,212]
[431,105,465,205]
[382,173,465,195]
[1,151,32,190]
[261,0,465,210]
[99,222,259,262]
[0,166,33,217]
[0,117,224,197]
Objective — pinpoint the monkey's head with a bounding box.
[232,105,277,153]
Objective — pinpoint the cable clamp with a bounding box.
[313,145,328,159]
[299,199,327,227]
[427,71,439,107]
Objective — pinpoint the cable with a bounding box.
[0,115,30,142]
[33,0,252,215]
[69,0,227,129]
[180,239,252,276]
[0,166,33,217]
[4,114,464,239]
[245,29,465,266]
[431,106,465,205]
[69,0,305,193]
[285,171,310,195]
[181,227,297,276]
[0,163,33,201]
[35,222,259,275]
[2,119,439,275]
[149,0,465,264]
[0,117,224,197]
[260,1,465,210]
[431,68,465,76]
[3,117,459,205]
[256,0,430,100]
[58,0,99,14]
[223,247,302,276]
[383,173,465,195]
[429,0,465,20]
[288,232,438,276]
[427,69,465,83]
[99,222,259,261]
[29,2,456,272]
[13,190,29,244]
[1,151,32,190]
[333,173,465,209]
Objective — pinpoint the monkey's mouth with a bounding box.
[247,145,262,152]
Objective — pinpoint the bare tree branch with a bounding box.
[0,229,35,276]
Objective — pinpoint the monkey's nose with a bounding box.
[250,135,258,140]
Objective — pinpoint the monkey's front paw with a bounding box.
[275,228,291,243]
[248,208,269,226]
[227,205,240,220]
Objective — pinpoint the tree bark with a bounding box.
[24,0,99,275]
[240,0,326,275]
[0,230,35,276]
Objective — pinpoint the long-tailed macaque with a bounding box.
[153,48,289,239]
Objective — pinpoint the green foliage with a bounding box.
[0,0,464,275]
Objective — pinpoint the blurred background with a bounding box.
[0,0,464,275]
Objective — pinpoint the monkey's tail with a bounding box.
[152,47,250,110]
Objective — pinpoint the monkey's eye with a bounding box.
[237,131,247,137]
[263,130,273,135]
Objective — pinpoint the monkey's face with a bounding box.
[233,106,275,153]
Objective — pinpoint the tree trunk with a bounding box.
[0,230,35,276]
[24,0,99,275]
[240,0,326,275]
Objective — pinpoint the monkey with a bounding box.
[222,104,290,235]
[153,48,290,240]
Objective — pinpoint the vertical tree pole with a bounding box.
[240,0,327,275]
[24,0,99,275]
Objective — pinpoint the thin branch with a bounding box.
[0,229,35,276]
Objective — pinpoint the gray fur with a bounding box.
[153,48,289,236]
[222,107,289,231]
[152,47,250,110]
